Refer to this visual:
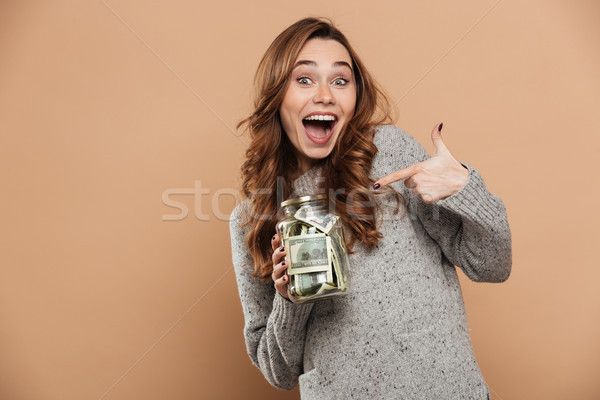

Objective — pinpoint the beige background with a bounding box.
[1,0,599,399]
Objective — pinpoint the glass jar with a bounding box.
[277,194,350,303]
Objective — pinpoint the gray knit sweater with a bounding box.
[229,125,511,399]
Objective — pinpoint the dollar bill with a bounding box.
[294,205,339,234]
[287,233,332,275]
[293,271,329,297]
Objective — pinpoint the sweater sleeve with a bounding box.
[229,201,314,390]
[374,125,512,283]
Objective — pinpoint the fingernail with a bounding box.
[373,183,380,190]
[280,246,285,252]
[282,261,285,266]
[438,122,443,132]
[283,275,287,282]
[272,235,276,241]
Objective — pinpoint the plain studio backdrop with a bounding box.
[0,1,598,399]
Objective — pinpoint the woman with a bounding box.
[230,17,511,399]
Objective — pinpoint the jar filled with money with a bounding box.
[277,194,350,303]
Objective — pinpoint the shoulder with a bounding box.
[229,199,251,231]
[372,125,429,177]
[229,199,255,275]
[229,199,252,254]
[373,124,413,146]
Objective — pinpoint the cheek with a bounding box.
[279,110,291,132]
[279,101,302,131]
[349,94,357,114]
[340,92,357,117]
[279,107,298,137]
[280,114,300,148]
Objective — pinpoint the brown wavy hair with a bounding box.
[237,17,398,280]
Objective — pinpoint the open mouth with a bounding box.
[302,114,338,144]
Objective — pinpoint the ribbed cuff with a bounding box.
[437,162,505,225]
[271,293,314,335]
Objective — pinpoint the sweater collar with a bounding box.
[291,164,325,198]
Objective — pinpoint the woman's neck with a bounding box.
[294,153,317,179]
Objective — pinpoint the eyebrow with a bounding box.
[293,60,353,71]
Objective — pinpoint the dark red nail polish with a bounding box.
[438,122,443,132]
[373,183,380,190]
[282,261,285,266]
[280,246,285,252]
[272,235,276,241]
[283,275,287,282]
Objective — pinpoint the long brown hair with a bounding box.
[237,17,397,280]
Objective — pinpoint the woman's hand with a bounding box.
[271,233,290,300]
[373,123,469,204]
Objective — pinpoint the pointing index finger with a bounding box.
[374,163,418,189]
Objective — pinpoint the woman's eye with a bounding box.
[297,76,312,85]
[333,78,348,86]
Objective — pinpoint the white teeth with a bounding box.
[303,115,336,121]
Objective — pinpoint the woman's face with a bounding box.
[279,38,357,173]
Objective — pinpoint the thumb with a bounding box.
[431,122,448,156]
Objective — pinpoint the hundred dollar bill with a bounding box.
[287,233,333,275]
[293,279,339,300]
[310,282,338,297]
[293,271,329,297]
[329,232,348,289]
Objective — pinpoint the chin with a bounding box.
[303,146,335,161]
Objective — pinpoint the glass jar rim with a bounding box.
[280,194,328,208]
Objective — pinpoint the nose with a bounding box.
[313,82,335,105]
